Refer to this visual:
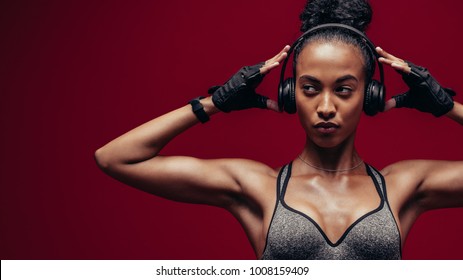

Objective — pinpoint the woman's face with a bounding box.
[295,41,366,148]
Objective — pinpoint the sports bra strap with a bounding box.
[366,164,386,197]
[276,163,292,199]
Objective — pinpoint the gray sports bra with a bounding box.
[261,162,401,260]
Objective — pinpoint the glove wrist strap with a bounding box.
[188,96,210,123]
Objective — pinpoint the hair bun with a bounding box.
[300,0,372,32]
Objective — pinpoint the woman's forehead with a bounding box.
[298,41,364,65]
[296,41,366,78]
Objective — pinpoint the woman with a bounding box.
[95,0,463,259]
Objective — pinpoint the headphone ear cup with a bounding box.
[364,80,385,116]
[281,78,297,114]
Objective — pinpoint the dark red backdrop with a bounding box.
[1,0,462,260]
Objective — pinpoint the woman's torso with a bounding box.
[231,160,415,259]
[260,162,401,259]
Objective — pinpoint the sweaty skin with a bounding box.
[95,42,463,258]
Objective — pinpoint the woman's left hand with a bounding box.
[376,46,409,111]
[376,47,455,116]
[376,47,411,75]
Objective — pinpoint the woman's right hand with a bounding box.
[208,45,290,113]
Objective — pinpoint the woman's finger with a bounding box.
[376,46,403,62]
[261,45,290,75]
[379,58,411,74]
[267,45,290,64]
[266,98,281,112]
[376,47,411,74]
[391,62,411,74]
[383,98,397,112]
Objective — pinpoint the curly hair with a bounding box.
[295,0,375,82]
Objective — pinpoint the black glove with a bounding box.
[208,62,268,112]
[393,61,456,117]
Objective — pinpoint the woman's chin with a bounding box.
[312,138,340,149]
[310,134,352,149]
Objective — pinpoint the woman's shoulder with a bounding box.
[211,158,280,188]
[379,160,436,199]
[220,158,283,198]
[381,159,440,178]
[218,158,280,176]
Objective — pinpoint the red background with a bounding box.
[1,0,462,260]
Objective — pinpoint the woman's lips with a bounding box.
[314,122,339,134]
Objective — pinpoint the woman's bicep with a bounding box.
[100,155,243,207]
[418,160,463,210]
[383,160,463,214]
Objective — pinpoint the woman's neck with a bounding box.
[298,136,363,175]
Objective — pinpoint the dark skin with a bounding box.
[95,42,463,258]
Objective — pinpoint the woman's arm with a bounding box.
[94,98,240,206]
[446,101,463,125]
[378,46,458,122]
[386,160,463,211]
[95,46,289,208]
[418,160,463,210]
[385,98,463,125]
[382,158,463,239]
[378,47,463,211]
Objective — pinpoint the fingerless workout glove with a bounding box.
[393,61,456,117]
[208,62,268,112]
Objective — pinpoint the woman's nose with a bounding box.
[317,92,336,119]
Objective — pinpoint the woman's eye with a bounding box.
[336,87,353,96]
[302,85,318,94]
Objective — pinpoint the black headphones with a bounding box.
[278,23,385,116]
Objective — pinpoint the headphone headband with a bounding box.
[278,23,384,112]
